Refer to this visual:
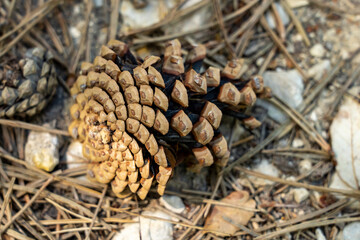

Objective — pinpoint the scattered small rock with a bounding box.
[66,141,85,169]
[112,210,173,240]
[292,138,304,148]
[204,191,256,236]
[112,223,140,240]
[324,25,360,62]
[160,195,185,214]
[299,159,312,175]
[93,0,103,7]
[25,129,60,172]
[287,0,309,8]
[316,228,326,240]
[69,22,85,45]
[249,160,280,186]
[310,43,326,58]
[266,3,290,29]
[343,222,360,240]
[141,210,173,240]
[120,0,176,34]
[312,191,322,204]
[348,86,360,97]
[329,97,360,198]
[292,188,310,203]
[165,0,212,35]
[286,176,296,181]
[308,59,331,81]
[258,70,304,123]
[256,57,265,67]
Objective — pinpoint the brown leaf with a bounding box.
[204,191,256,236]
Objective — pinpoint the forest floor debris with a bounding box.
[0,0,360,239]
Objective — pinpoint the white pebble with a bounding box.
[292,138,304,148]
[66,141,85,169]
[299,159,312,175]
[316,228,326,240]
[25,130,60,172]
[310,43,326,58]
[293,188,309,203]
[249,160,280,186]
[258,70,304,123]
[160,195,185,214]
[112,210,173,240]
[343,222,360,240]
[308,60,331,81]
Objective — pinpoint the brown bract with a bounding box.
[222,58,248,79]
[192,147,214,172]
[218,82,241,106]
[170,110,193,137]
[163,55,185,76]
[187,44,206,63]
[185,69,207,94]
[204,66,221,87]
[171,80,188,107]
[200,101,222,129]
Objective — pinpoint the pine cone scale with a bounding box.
[0,48,57,118]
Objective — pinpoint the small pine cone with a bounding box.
[69,39,271,199]
[0,48,58,118]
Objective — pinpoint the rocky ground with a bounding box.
[0,0,360,239]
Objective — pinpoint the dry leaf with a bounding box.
[204,191,256,236]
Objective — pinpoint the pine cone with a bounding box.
[0,48,58,118]
[68,39,271,199]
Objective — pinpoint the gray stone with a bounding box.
[249,160,280,186]
[343,222,360,240]
[316,228,326,240]
[120,0,177,34]
[160,195,185,214]
[292,188,309,203]
[266,3,290,29]
[258,70,304,123]
[112,210,173,240]
[112,223,139,240]
[164,0,212,35]
[308,60,331,81]
[93,0,103,7]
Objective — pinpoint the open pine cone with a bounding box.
[68,39,271,199]
[0,48,58,118]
